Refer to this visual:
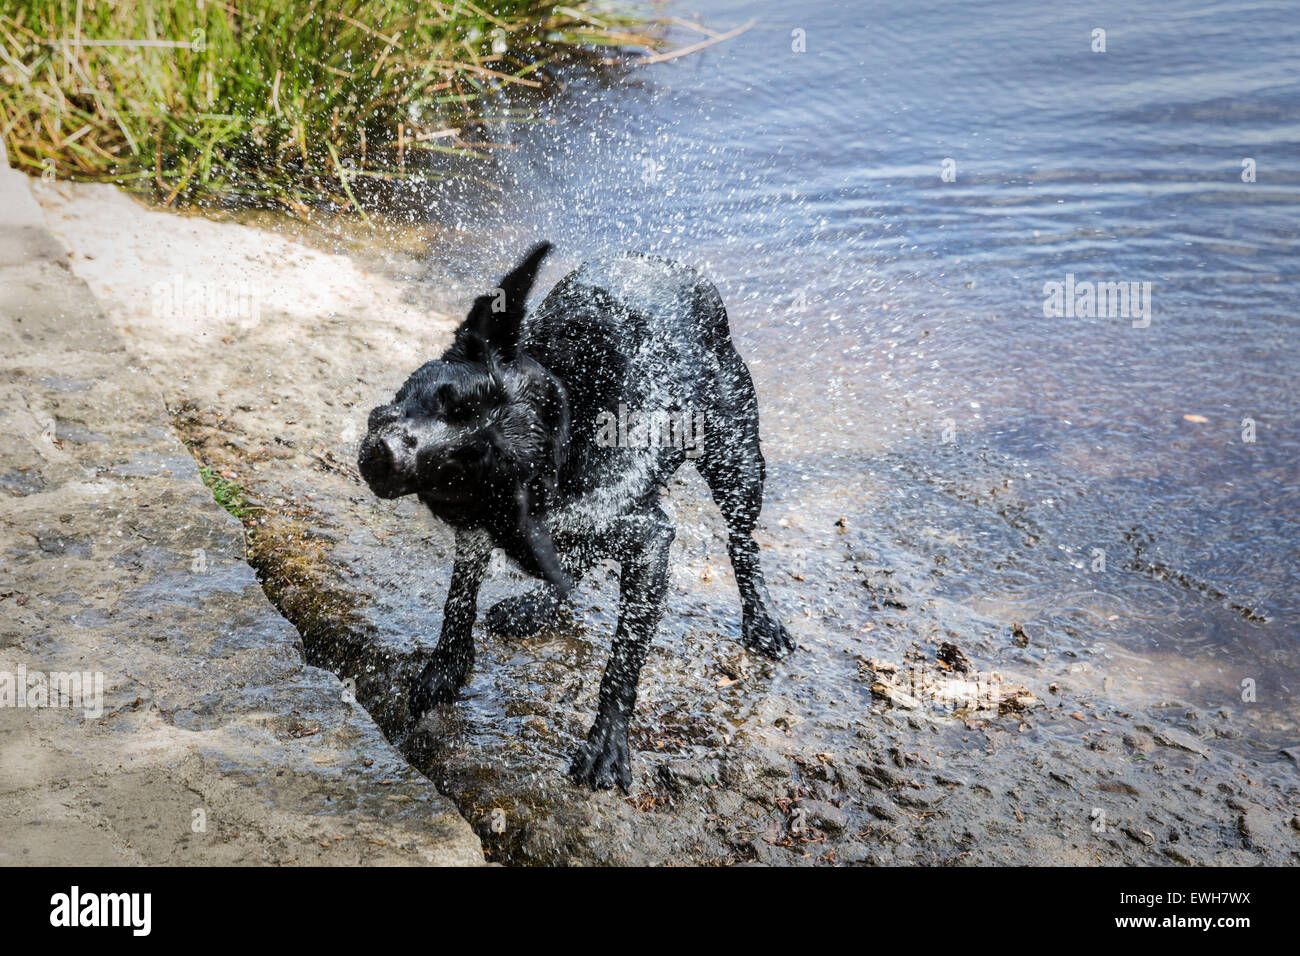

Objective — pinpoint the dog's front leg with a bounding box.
[410,529,490,720]
[569,509,674,792]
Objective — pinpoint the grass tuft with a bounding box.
[0,0,663,214]
[198,464,256,522]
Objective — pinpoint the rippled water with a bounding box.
[355,0,1300,749]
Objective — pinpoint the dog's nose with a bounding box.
[358,433,393,480]
[359,429,418,475]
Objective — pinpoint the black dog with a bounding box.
[358,243,793,791]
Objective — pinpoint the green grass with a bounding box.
[0,0,663,214]
[198,465,256,522]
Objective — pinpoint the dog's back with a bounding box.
[525,253,746,499]
[526,253,730,405]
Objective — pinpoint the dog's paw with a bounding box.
[568,722,632,792]
[409,656,467,720]
[742,613,796,660]
[485,588,560,638]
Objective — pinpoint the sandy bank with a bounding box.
[0,160,483,866]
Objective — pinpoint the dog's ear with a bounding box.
[446,242,551,363]
[486,481,573,597]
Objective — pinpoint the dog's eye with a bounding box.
[429,384,462,417]
[433,382,478,418]
[435,379,500,421]
[441,394,484,422]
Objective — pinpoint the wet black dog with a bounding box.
[358,243,792,791]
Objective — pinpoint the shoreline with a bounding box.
[23,177,1300,866]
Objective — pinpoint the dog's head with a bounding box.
[357,360,510,502]
[357,243,573,592]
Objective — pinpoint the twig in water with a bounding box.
[614,20,754,66]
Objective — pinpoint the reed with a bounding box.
[0,1,663,213]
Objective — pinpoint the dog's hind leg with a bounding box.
[569,508,674,792]
[695,352,795,660]
[410,529,490,719]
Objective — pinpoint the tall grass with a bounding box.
[0,1,663,214]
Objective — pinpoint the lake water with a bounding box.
[368,0,1299,752]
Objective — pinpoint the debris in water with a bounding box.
[937,642,971,673]
[287,719,320,738]
[860,653,1036,715]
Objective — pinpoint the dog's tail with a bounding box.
[689,273,733,349]
[447,242,551,363]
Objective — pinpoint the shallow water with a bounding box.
[324,0,1300,752]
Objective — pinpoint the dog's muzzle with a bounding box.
[357,429,414,499]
